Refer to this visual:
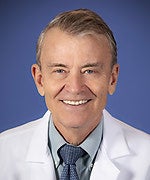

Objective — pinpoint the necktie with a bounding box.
[59,144,85,180]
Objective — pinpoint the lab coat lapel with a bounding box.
[25,111,56,180]
[90,110,130,180]
[90,147,120,180]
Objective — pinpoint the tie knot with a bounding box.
[59,144,85,165]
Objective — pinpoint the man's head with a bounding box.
[32,9,119,144]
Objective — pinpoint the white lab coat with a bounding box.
[0,110,150,180]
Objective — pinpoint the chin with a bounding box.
[62,116,89,129]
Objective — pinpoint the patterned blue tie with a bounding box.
[59,144,85,180]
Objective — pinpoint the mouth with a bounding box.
[61,99,90,106]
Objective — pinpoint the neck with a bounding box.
[55,122,99,146]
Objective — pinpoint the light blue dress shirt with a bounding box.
[48,114,103,180]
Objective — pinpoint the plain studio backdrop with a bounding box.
[0,0,150,134]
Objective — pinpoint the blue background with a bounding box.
[0,0,150,134]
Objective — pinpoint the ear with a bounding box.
[31,64,45,96]
[108,64,119,95]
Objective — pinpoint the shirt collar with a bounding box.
[49,113,103,167]
[80,116,103,163]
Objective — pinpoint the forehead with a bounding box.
[43,27,110,46]
[40,28,112,65]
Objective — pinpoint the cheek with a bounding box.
[44,84,58,112]
[88,77,110,98]
[43,79,65,102]
[96,88,108,103]
[94,86,108,111]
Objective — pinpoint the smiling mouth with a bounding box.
[62,99,90,106]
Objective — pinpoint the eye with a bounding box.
[55,69,65,74]
[84,69,94,74]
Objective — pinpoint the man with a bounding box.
[0,9,150,180]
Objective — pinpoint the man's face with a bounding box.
[32,28,119,134]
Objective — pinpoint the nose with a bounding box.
[65,72,85,94]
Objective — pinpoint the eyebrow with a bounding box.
[47,63,69,68]
[81,62,104,69]
[47,62,104,69]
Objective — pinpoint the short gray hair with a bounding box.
[36,9,117,67]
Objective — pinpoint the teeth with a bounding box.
[63,100,88,106]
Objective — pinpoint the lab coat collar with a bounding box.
[26,111,51,163]
[103,109,130,159]
[26,109,131,162]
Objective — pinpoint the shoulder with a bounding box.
[0,111,51,178]
[102,109,150,178]
[0,111,50,141]
[116,118,150,149]
[0,118,42,173]
[0,118,42,157]
[0,111,50,152]
[103,109,150,150]
[0,111,51,170]
[0,118,41,141]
